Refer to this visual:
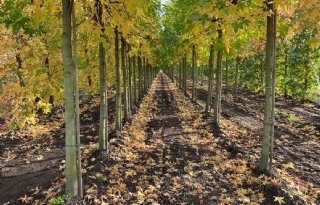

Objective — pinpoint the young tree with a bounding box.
[213,30,223,126]
[121,37,129,120]
[225,57,229,88]
[71,3,82,198]
[259,0,276,171]
[205,44,214,114]
[98,42,108,150]
[183,55,187,96]
[115,27,122,131]
[192,45,197,102]
[95,0,108,152]
[62,0,81,200]
[133,56,137,107]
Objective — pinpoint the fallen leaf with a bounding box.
[274,196,285,204]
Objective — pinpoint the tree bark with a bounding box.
[206,44,214,113]
[284,50,288,97]
[183,55,187,96]
[62,0,79,200]
[132,56,137,108]
[259,0,276,171]
[98,42,108,151]
[121,36,128,120]
[138,55,142,100]
[213,30,223,126]
[225,57,229,88]
[192,45,197,101]
[179,60,182,89]
[71,4,83,198]
[114,28,122,131]
[128,50,133,117]
[234,56,240,96]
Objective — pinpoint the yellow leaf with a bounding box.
[125,169,137,178]
[273,196,285,204]
[282,162,294,170]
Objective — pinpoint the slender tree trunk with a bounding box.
[121,37,128,120]
[206,44,214,113]
[114,28,122,131]
[98,42,108,151]
[259,0,276,171]
[183,56,187,96]
[304,57,308,100]
[225,57,229,88]
[133,56,137,108]
[128,52,133,117]
[213,30,223,126]
[143,57,146,92]
[138,56,142,100]
[179,60,182,89]
[71,5,83,198]
[234,56,240,96]
[192,45,197,101]
[284,50,288,97]
[62,0,79,200]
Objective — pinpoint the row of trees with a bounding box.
[62,0,161,202]
[159,0,319,172]
[0,0,161,128]
[1,0,161,202]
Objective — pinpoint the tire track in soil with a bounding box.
[141,74,224,204]
[144,75,186,204]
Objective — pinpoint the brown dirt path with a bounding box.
[82,73,299,205]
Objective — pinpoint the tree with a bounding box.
[71,2,82,198]
[98,42,108,150]
[62,0,81,200]
[192,45,197,102]
[213,29,223,126]
[205,44,214,114]
[115,27,122,131]
[259,0,276,171]
[95,0,108,151]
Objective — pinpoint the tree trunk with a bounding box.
[121,36,128,120]
[114,28,122,131]
[138,56,142,100]
[133,56,137,108]
[143,57,146,92]
[213,30,223,126]
[192,45,197,101]
[179,60,182,89]
[206,44,214,113]
[225,57,229,88]
[259,0,276,171]
[98,42,108,151]
[234,56,240,96]
[128,51,133,117]
[269,9,277,170]
[62,0,79,200]
[183,56,187,96]
[71,4,83,198]
[284,50,288,97]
